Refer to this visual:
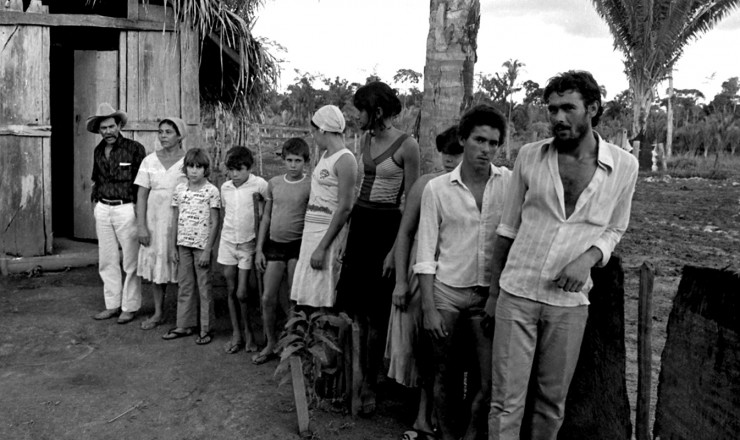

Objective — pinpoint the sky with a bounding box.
[252,0,740,102]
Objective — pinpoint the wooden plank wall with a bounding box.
[121,22,199,153]
[0,24,52,257]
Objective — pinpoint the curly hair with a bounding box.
[543,70,604,127]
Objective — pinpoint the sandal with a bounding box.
[224,339,244,354]
[162,327,194,340]
[195,332,212,345]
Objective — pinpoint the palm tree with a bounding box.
[502,59,524,160]
[418,0,480,173]
[590,0,739,143]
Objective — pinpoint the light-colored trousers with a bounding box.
[489,291,588,440]
[176,246,213,332]
[94,202,141,312]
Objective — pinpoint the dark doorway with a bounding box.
[49,27,119,240]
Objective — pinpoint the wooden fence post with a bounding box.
[637,262,654,440]
[290,356,311,437]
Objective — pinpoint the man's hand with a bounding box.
[137,225,150,247]
[170,246,179,264]
[423,308,448,340]
[382,249,395,278]
[391,281,411,311]
[553,253,594,292]
[310,246,326,270]
[255,251,267,273]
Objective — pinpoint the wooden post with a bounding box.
[637,261,654,440]
[289,356,311,437]
[633,140,641,161]
[350,321,362,416]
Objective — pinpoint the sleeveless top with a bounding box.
[357,133,408,209]
[304,148,356,225]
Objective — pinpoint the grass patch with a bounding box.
[657,153,740,180]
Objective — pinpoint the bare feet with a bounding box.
[140,315,162,330]
[245,342,260,353]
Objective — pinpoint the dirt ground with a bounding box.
[1,172,738,440]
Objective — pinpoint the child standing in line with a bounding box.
[163,148,221,344]
[253,138,312,365]
[218,146,269,355]
[290,105,357,310]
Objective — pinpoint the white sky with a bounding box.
[252,0,740,102]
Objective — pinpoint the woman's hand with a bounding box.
[382,249,395,277]
[391,281,411,311]
[255,251,267,273]
[138,225,151,247]
[423,308,448,340]
[169,246,179,264]
[310,246,327,270]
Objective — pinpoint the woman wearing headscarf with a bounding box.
[135,117,188,330]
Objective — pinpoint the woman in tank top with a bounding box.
[290,105,357,309]
[336,81,420,414]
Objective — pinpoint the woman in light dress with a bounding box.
[135,117,188,330]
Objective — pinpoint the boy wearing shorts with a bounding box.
[218,146,269,354]
[253,138,311,364]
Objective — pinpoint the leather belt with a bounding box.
[99,198,131,206]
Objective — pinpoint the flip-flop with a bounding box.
[140,319,162,331]
[251,351,278,365]
[162,327,194,340]
[224,339,244,354]
[195,332,212,345]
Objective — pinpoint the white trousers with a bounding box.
[94,202,141,312]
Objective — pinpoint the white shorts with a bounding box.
[217,239,255,270]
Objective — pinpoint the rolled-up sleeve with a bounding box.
[413,183,439,275]
[496,152,526,239]
[592,164,638,266]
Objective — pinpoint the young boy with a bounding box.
[218,146,269,355]
[252,138,312,364]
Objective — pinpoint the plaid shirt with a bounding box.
[91,135,146,203]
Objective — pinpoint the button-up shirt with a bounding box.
[220,174,269,244]
[414,163,511,288]
[91,135,146,203]
[497,135,639,306]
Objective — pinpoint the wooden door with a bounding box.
[0,24,52,257]
[72,50,118,240]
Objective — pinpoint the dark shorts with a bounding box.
[263,238,302,262]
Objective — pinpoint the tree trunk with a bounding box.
[418,0,480,173]
[630,77,653,145]
[666,73,673,158]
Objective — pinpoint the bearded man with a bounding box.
[485,71,639,440]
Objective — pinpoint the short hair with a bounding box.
[436,126,463,155]
[182,148,212,177]
[353,81,402,130]
[458,104,507,143]
[543,70,604,127]
[225,146,254,170]
[282,137,310,161]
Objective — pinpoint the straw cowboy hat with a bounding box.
[86,103,128,133]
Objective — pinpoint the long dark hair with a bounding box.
[353,81,402,133]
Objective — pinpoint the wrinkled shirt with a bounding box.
[220,175,269,244]
[497,135,639,306]
[91,135,146,203]
[414,163,511,288]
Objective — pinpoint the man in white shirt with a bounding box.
[486,71,639,440]
[415,105,511,440]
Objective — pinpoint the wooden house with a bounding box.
[0,0,272,259]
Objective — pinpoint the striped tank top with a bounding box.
[357,133,408,208]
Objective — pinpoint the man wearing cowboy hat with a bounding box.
[88,103,146,324]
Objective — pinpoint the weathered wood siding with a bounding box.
[653,266,740,440]
[0,24,52,256]
[120,21,200,153]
